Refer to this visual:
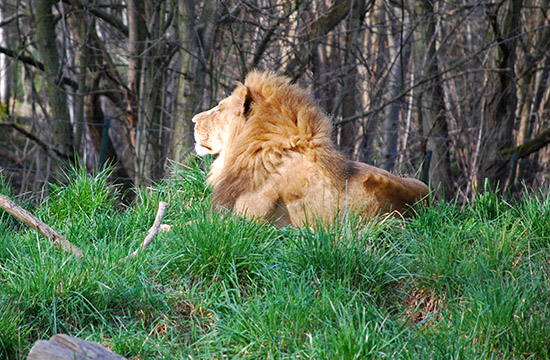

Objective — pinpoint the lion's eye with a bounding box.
[215,107,221,113]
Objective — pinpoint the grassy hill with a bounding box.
[1,159,549,359]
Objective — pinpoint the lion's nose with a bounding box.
[191,115,197,123]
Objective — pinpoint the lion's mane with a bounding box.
[209,71,356,209]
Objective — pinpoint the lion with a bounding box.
[192,70,429,227]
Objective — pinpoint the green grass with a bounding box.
[1,159,549,359]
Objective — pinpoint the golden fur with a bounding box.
[192,71,429,226]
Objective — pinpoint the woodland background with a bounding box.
[1,0,549,202]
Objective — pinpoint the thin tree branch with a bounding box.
[0,194,84,258]
[0,45,44,70]
[0,13,26,27]
[0,46,126,108]
[284,0,374,80]
[120,201,169,262]
[500,127,550,158]
[335,24,550,125]
[250,1,303,68]
[0,120,69,161]
[63,0,129,37]
[0,46,78,89]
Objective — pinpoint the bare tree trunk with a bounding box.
[409,0,453,198]
[339,65,362,159]
[171,0,218,163]
[381,6,410,172]
[0,6,10,114]
[121,0,177,184]
[515,0,549,187]
[127,0,146,184]
[33,0,74,166]
[335,2,366,159]
[65,1,87,157]
[137,0,173,182]
[356,7,383,165]
[64,5,133,196]
[477,0,523,188]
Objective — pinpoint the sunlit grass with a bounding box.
[1,159,549,359]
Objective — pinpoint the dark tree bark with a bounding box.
[284,0,372,80]
[477,0,523,188]
[381,7,411,172]
[33,0,74,167]
[65,3,133,193]
[171,0,219,164]
[0,6,10,114]
[409,0,454,199]
[335,1,367,159]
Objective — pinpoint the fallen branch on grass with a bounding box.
[0,193,169,262]
[119,201,169,262]
[0,193,83,258]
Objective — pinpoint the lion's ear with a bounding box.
[242,86,254,118]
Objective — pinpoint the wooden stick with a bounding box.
[120,201,169,262]
[27,333,127,360]
[0,193,83,258]
[1,193,169,262]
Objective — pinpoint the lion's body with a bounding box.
[192,71,429,227]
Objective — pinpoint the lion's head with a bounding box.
[192,70,333,157]
[192,85,251,157]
